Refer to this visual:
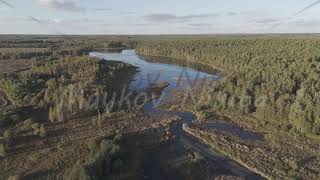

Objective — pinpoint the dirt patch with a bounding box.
[0,61,29,73]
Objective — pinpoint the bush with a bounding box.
[39,124,47,138]
[31,123,40,130]
[0,144,7,158]
[289,160,299,171]
[33,129,40,136]
[195,111,208,122]
[0,106,22,127]
[100,139,113,153]
[23,118,33,128]
[113,133,122,144]
[3,130,13,144]
[87,139,98,153]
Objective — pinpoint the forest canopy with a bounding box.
[136,38,320,135]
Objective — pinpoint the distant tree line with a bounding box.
[0,47,91,60]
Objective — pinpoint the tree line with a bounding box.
[136,38,320,135]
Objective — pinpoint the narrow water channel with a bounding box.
[90,50,264,179]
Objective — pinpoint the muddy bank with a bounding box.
[183,123,269,179]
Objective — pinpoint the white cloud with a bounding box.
[36,0,84,11]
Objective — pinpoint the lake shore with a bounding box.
[166,87,320,179]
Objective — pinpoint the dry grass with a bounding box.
[0,111,163,179]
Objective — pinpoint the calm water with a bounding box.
[90,50,219,91]
[90,50,262,140]
[90,50,264,179]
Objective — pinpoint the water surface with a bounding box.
[90,50,264,179]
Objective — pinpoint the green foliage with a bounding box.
[136,38,320,135]
[64,132,126,180]
[0,106,22,128]
[100,139,113,153]
[23,118,33,128]
[0,37,137,128]
[31,123,40,130]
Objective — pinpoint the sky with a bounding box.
[0,0,320,34]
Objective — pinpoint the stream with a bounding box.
[90,50,264,179]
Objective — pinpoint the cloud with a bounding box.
[36,0,84,11]
[251,18,280,24]
[291,19,320,26]
[188,23,212,27]
[226,12,238,16]
[95,8,112,12]
[143,13,218,23]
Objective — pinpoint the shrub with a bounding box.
[87,139,98,153]
[33,129,40,136]
[23,118,33,128]
[113,133,123,144]
[289,160,299,171]
[31,123,40,130]
[100,139,113,153]
[0,144,7,158]
[195,111,208,122]
[39,124,47,138]
[3,130,13,144]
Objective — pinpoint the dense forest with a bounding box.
[136,38,320,135]
[0,37,137,128]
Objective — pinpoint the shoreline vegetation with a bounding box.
[135,38,320,135]
[182,123,270,179]
[1,35,320,179]
[135,38,320,179]
[163,84,320,179]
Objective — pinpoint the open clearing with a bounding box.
[0,62,29,73]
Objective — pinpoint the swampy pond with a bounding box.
[90,50,264,179]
